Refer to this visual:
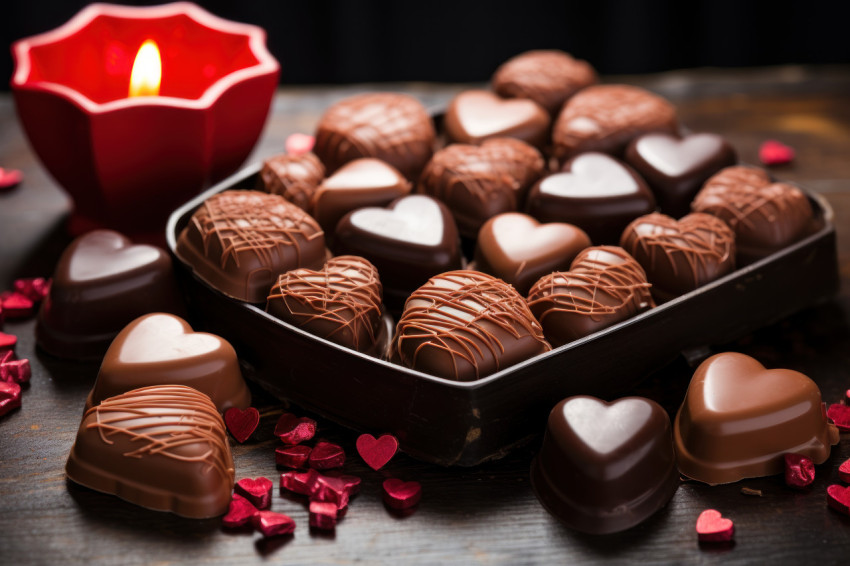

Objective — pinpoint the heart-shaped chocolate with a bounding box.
[266,256,386,355]
[674,352,839,485]
[444,90,550,149]
[474,212,590,295]
[259,152,325,211]
[334,195,462,310]
[418,138,545,238]
[620,212,736,302]
[624,132,736,217]
[88,313,251,412]
[36,230,184,360]
[310,158,412,235]
[526,152,656,244]
[531,395,678,534]
[692,165,813,262]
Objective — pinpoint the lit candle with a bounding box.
[129,40,161,97]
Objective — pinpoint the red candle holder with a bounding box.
[11,2,280,241]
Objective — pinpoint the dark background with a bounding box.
[3,0,850,89]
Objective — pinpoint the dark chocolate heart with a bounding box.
[444,89,550,149]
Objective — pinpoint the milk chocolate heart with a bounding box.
[674,352,839,485]
[36,230,184,360]
[625,132,737,217]
[87,313,251,412]
[474,212,590,295]
[418,138,545,238]
[259,152,325,211]
[335,195,463,310]
[531,395,678,534]
[692,165,813,262]
[310,158,412,236]
[620,212,736,302]
[444,90,550,149]
[266,256,386,355]
[526,152,656,244]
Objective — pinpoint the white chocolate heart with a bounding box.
[540,153,638,198]
[349,195,444,246]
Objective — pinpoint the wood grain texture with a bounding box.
[2,67,850,564]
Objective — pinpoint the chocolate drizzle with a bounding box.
[259,152,325,210]
[395,270,550,381]
[267,256,384,353]
[528,246,654,346]
[620,212,736,302]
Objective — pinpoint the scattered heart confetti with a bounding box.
[827,484,850,516]
[845,389,850,404]
[0,292,34,319]
[0,333,17,353]
[826,403,850,431]
[222,494,259,528]
[224,407,260,443]
[309,441,345,470]
[285,133,316,156]
[839,458,850,483]
[309,500,338,530]
[13,278,50,303]
[356,433,399,471]
[695,509,734,543]
[0,381,22,417]
[784,453,815,489]
[0,359,30,384]
[234,477,273,509]
[383,478,421,511]
[275,445,312,468]
[252,510,296,537]
[0,168,23,191]
[280,469,321,496]
[313,473,361,511]
[274,413,317,445]
[759,139,794,166]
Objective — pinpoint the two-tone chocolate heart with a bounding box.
[674,352,839,485]
[444,89,550,149]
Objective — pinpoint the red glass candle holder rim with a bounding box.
[10,1,280,114]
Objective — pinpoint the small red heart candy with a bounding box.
[221,494,258,528]
[0,381,22,417]
[280,469,321,496]
[286,133,315,156]
[313,473,361,510]
[827,484,850,516]
[235,477,273,509]
[759,139,794,166]
[252,510,296,537]
[13,278,50,303]
[224,407,260,443]
[839,458,850,484]
[308,500,338,530]
[309,441,345,470]
[275,444,312,469]
[356,433,399,471]
[0,359,31,384]
[827,403,850,431]
[383,478,422,510]
[696,509,734,542]
[784,453,815,489]
[0,168,23,191]
[0,292,34,319]
[0,332,16,353]
[274,413,317,445]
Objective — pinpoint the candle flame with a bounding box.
[129,40,161,97]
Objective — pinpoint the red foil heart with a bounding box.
[0,292,34,319]
[827,403,850,431]
[280,469,321,496]
[0,167,23,191]
[235,477,273,509]
[383,478,421,510]
[0,359,31,384]
[222,494,259,528]
[309,441,345,470]
[0,333,15,352]
[224,407,260,444]
[356,434,399,471]
[695,509,734,542]
[275,445,312,469]
[252,510,296,537]
[839,458,850,483]
[274,413,317,445]
[309,500,338,530]
[0,381,22,417]
[312,473,361,510]
[759,140,795,166]
[784,453,815,489]
[827,484,850,516]
[13,278,50,303]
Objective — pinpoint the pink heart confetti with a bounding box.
[280,469,321,496]
[839,458,850,484]
[221,494,258,528]
[0,381,22,417]
[285,133,315,156]
[827,484,850,516]
[784,453,815,489]
[308,441,345,470]
[383,478,421,511]
[0,168,23,192]
[827,403,850,431]
[224,407,260,443]
[234,477,273,509]
[252,510,296,537]
[308,500,338,530]
[275,444,312,469]
[759,139,794,166]
[356,433,399,471]
[274,413,317,445]
[696,509,734,543]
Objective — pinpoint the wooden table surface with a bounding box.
[2,66,850,565]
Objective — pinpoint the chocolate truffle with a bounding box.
[474,212,591,296]
[259,152,325,210]
[313,92,436,180]
[394,270,550,381]
[531,395,678,534]
[527,246,654,346]
[310,158,411,236]
[526,152,656,244]
[418,138,545,238]
[66,384,235,519]
[175,190,326,303]
[492,50,598,116]
[443,90,550,150]
[36,230,184,360]
[552,84,678,163]
[87,313,251,412]
[674,352,839,485]
[334,195,463,311]
[620,212,735,302]
[692,165,814,261]
[266,256,386,355]
[624,132,737,218]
